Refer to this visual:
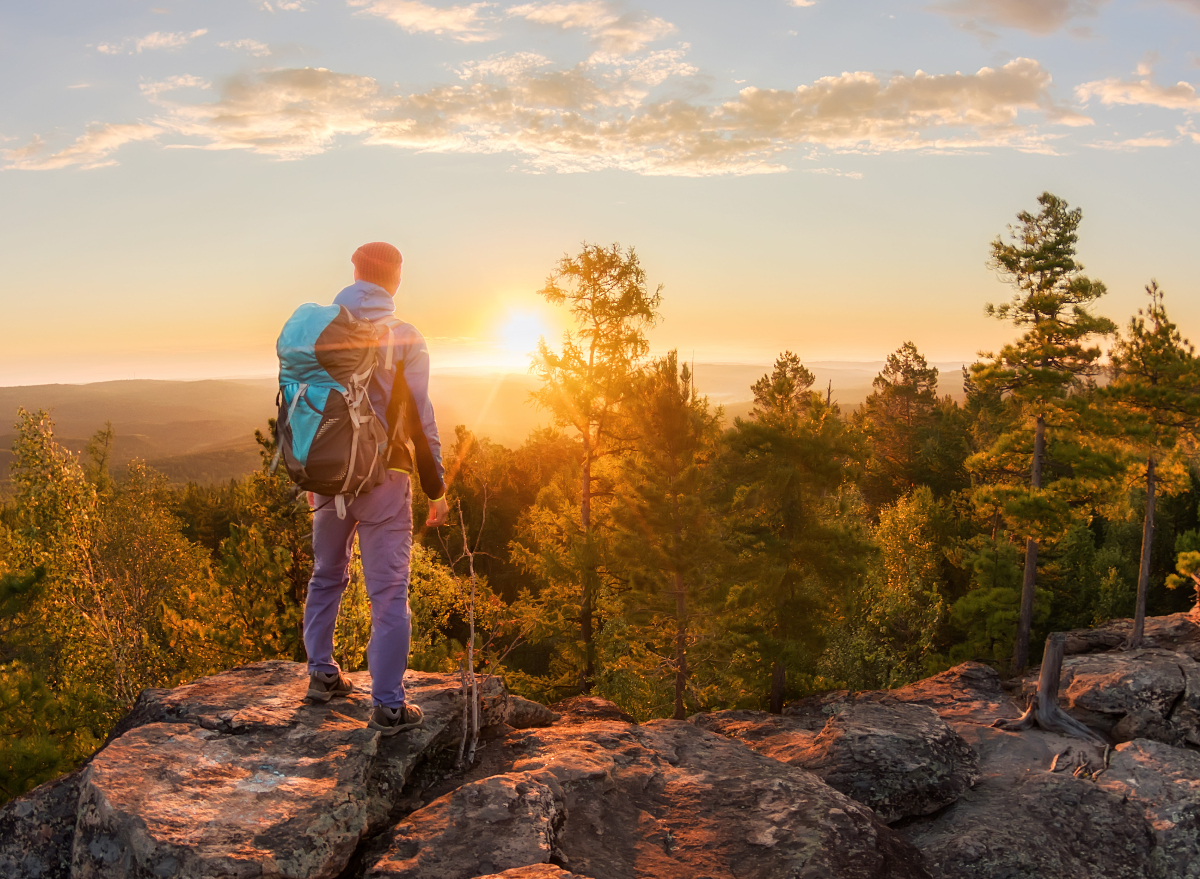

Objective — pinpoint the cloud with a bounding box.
[140,75,212,100]
[348,0,498,41]
[2,123,159,170]
[96,28,208,55]
[932,0,1109,35]
[789,0,817,6]
[221,39,272,56]
[261,0,308,10]
[1087,135,1177,150]
[1076,65,1200,111]
[508,1,675,54]
[805,167,863,178]
[137,29,208,51]
[120,55,1086,175]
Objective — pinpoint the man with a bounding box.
[303,241,450,735]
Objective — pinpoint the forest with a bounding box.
[2,191,1199,806]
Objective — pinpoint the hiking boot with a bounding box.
[306,670,355,703]
[368,703,424,736]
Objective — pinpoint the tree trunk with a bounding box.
[1127,455,1157,650]
[769,662,786,714]
[994,633,1104,744]
[1012,412,1045,673]
[580,438,594,693]
[673,571,688,720]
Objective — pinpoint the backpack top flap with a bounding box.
[277,303,378,390]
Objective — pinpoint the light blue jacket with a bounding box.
[333,280,445,498]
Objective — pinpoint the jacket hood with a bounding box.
[333,280,395,322]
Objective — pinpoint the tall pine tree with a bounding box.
[1104,282,1200,647]
[969,192,1117,672]
[529,243,661,691]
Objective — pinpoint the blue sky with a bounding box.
[1,0,1198,383]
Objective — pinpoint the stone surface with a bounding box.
[782,689,855,729]
[0,767,84,879]
[886,662,1020,726]
[1060,612,1200,660]
[505,696,561,730]
[369,719,931,879]
[1097,738,1200,879]
[67,661,505,879]
[690,710,817,763]
[695,702,977,825]
[368,773,565,878]
[547,696,635,725]
[790,700,979,824]
[473,867,584,879]
[1017,648,1200,746]
[906,772,1157,879]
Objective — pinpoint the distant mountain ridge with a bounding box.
[0,361,967,488]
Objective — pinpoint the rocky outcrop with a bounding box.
[505,696,561,730]
[1097,738,1200,879]
[1017,647,1200,746]
[696,701,977,824]
[12,615,1200,879]
[906,772,1157,879]
[369,718,931,879]
[5,661,505,879]
[1060,611,1200,660]
[789,700,979,823]
[0,767,84,879]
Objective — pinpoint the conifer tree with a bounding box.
[724,351,870,711]
[858,342,969,506]
[610,351,724,719]
[970,192,1117,672]
[1105,283,1200,647]
[529,243,661,692]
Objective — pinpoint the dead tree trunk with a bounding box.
[1012,413,1045,674]
[993,632,1104,744]
[1126,455,1157,650]
[769,662,786,714]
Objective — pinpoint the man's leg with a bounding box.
[354,470,414,708]
[304,495,359,677]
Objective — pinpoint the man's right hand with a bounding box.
[426,496,450,527]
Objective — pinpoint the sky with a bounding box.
[1,0,1198,385]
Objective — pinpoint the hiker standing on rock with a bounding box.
[296,242,450,735]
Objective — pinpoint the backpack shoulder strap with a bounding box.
[374,317,402,371]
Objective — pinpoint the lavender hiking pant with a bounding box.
[304,470,413,708]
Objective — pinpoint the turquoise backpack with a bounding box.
[273,303,401,517]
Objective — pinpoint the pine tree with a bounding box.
[858,342,968,506]
[609,351,725,719]
[969,192,1117,672]
[1104,282,1200,647]
[529,242,661,691]
[724,352,871,711]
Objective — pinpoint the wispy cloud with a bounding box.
[2,123,159,170]
[1087,134,1177,150]
[260,0,308,10]
[932,0,1109,36]
[789,0,817,7]
[101,55,1087,176]
[348,0,498,41]
[96,28,208,55]
[508,1,675,54]
[805,167,862,178]
[221,38,272,56]
[1077,63,1200,110]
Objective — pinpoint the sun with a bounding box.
[496,309,550,362]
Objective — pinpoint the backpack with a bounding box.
[272,303,402,518]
